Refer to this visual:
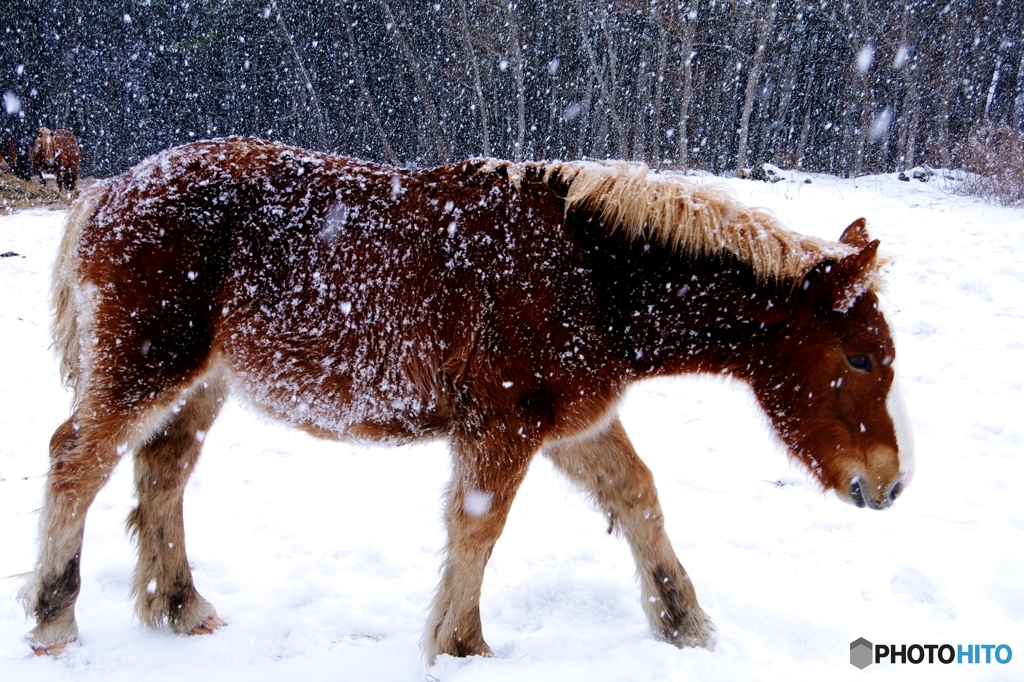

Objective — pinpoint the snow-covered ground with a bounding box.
[1,171,1021,681]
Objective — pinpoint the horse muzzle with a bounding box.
[839,441,912,510]
[849,476,907,509]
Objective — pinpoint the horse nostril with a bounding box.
[850,479,866,508]
[888,481,903,502]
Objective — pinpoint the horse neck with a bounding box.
[587,229,789,378]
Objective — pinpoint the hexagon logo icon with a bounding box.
[850,637,874,669]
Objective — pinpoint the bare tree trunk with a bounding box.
[841,3,872,178]
[339,2,398,164]
[377,0,450,162]
[578,8,603,158]
[1014,48,1024,129]
[795,106,811,168]
[905,90,920,168]
[677,7,696,168]
[633,51,650,161]
[769,24,803,160]
[601,13,628,159]
[935,80,953,168]
[458,0,490,157]
[929,8,961,169]
[650,1,669,167]
[901,12,925,168]
[984,50,1004,120]
[853,83,871,177]
[270,0,328,149]
[735,0,776,173]
[503,1,527,160]
[57,0,82,129]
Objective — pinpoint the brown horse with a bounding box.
[1,137,32,180]
[22,137,913,660]
[30,127,80,192]
[1,137,17,171]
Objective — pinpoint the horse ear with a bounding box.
[838,217,871,248]
[800,239,880,311]
[830,240,881,310]
[835,239,879,288]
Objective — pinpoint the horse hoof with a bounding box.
[32,641,68,657]
[192,614,227,635]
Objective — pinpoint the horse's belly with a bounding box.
[218,328,449,445]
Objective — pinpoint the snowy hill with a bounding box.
[1,172,1022,681]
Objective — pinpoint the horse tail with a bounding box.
[51,181,109,400]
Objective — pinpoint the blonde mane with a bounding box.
[484,159,862,283]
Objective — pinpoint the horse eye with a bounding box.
[846,354,873,372]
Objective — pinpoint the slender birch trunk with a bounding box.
[270,0,328,149]
[677,8,696,168]
[735,0,776,173]
[602,16,628,159]
[377,0,450,161]
[339,2,398,164]
[650,1,669,167]
[458,0,490,157]
[503,1,526,160]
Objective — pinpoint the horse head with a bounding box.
[34,127,55,164]
[546,162,914,510]
[748,219,914,509]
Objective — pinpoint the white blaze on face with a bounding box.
[882,307,915,487]
[886,360,915,486]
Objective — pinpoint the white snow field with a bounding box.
[1,171,1022,681]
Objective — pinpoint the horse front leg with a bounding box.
[127,377,227,636]
[423,429,534,663]
[543,417,713,649]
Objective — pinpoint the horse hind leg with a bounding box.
[128,374,228,636]
[543,417,713,649]
[21,399,171,654]
[18,417,92,654]
[22,360,225,654]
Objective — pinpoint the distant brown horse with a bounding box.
[0,137,17,171]
[22,137,913,660]
[30,127,80,191]
[1,137,32,179]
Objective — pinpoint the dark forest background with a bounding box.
[2,0,1023,178]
